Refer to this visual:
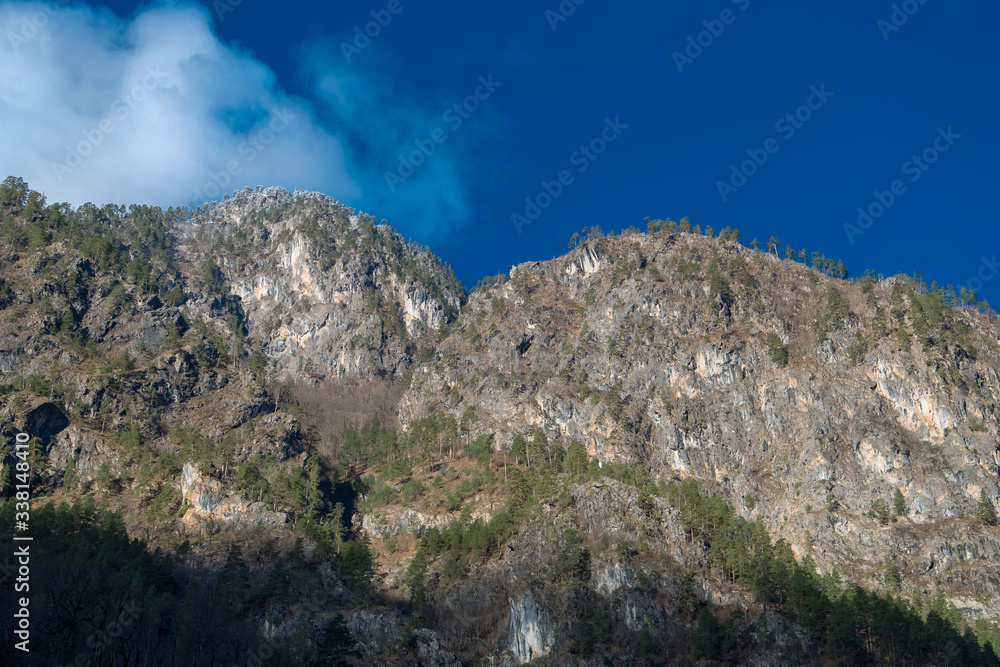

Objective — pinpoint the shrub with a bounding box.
[847,333,870,365]
[360,484,396,511]
[765,333,788,367]
[95,461,119,494]
[402,479,424,503]
[867,499,890,526]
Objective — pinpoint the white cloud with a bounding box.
[0,1,475,238]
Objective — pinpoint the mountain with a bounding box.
[2,177,1000,665]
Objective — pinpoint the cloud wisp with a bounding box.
[0,1,477,239]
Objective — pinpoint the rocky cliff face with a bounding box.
[174,187,465,381]
[180,461,288,530]
[398,230,1000,621]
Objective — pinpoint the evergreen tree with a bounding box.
[691,605,733,661]
[405,549,428,604]
[217,545,250,607]
[867,498,890,525]
[884,555,902,591]
[979,489,998,526]
[509,435,527,464]
[529,428,548,467]
[265,559,288,601]
[315,614,358,666]
[565,441,589,480]
[339,539,376,593]
[59,308,75,333]
[95,461,117,494]
[62,456,77,491]
[893,488,907,516]
[765,333,788,367]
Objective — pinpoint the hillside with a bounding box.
[2,177,1000,665]
[401,228,1000,613]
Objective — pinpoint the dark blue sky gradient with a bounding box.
[90,0,1000,303]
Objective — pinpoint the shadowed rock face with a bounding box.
[505,591,555,664]
[26,401,69,443]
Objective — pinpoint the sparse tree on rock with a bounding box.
[893,488,907,516]
[978,489,998,526]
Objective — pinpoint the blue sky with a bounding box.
[2,0,998,304]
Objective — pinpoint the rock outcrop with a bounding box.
[175,187,465,381]
[180,462,287,530]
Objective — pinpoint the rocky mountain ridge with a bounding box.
[3,176,1000,665]
[398,229,1000,620]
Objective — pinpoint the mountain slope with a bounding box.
[399,229,1000,618]
[4,178,1000,665]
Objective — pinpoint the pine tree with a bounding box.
[978,489,998,525]
[867,498,890,525]
[765,333,788,367]
[60,308,76,333]
[316,614,358,666]
[566,441,589,480]
[893,488,907,516]
[95,461,117,494]
[339,539,376,593]
[405,549,428,604]
[217,545,250,607]
[529,428,548,467]
[884,555,902,591]
[63,457,78,491]
[691,605,733,660]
